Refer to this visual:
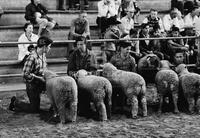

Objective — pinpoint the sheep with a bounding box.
[102,63,147,118]
[137,54,160,83]
[176,64,200,114]
[155,60,179,114]
[43,70,78,124]
[76,69,112,121]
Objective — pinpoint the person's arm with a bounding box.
[18,35,30,61]
[168,40,188,51]
[67,52,77,76]
[23,56,44,82]
[130,56,136,72]
[88,53,98,70]
[38,4,48,15]
[83,20,90,37]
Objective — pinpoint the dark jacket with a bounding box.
[25,3,48,24]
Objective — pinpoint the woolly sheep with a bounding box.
[76,69,112,121]
[43,70,78,124]
[102,63,147,118]
[176,64,200,114]
[155,60,179,114]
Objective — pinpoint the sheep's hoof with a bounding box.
[173,110,179,114]
[132,116,138,119]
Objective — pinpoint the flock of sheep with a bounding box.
[43,54,200,124]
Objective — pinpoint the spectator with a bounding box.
[167,26,189,62]
[171,49,185,66]
[184,6,199,28]
[25,0,57,37]
[142,9,164,33]
[177,10,185,33]
[18,23,39,64]
[98,42,116,64]
[132,0,140,23]
[114,0,122,18]
[96,0,117,36]
[110,41,136,72]
[163,8,180,32]
[119,9,135,37]
[68,10,90,56]
[9,36,53,113]
[67,39,98,77]
[123,28,141,62]
[58,0,89,10]
[171,0,184,14]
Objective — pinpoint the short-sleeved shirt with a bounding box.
[70,18,90,35]
[110,52,136,72]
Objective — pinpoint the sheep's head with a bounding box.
[43,70,58,80]
[175,64,189,75]
[146,54,160,68]
[102,63,117,77]
[76,69,88,79]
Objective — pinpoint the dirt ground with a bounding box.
[1,90,200,138]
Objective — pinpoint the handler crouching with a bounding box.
[9,36,53,113]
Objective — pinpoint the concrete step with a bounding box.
[0,0,171,11]
[0,25,99,41]
[0,9,168,26]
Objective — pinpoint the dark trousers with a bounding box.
[14,81,45,113]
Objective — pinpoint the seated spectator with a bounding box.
[18,23,39,63]
[98,42,116,64]
[184,6,199,28]
[167,26,189,62]
[67,39,98,77]
[25,0,57,37]
[104,17,122,50]
[123,28,141,62]
[119,9,135,37]
[110,41,136,72]
[96,0,117,36]
[142,9,164,33]
[68,10,90,56]
[163,8,180,32]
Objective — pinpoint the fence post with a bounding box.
[196,35,200,67]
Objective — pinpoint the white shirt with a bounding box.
[194,16,200,36]
[18,33,39,61]
[163,14,180,31]
[184,13,198,27]
[97,0,117,18]
[120,16,134,34]
[142,16,164,32]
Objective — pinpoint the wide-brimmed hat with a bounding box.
[107,17,121,26]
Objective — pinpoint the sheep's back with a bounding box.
[180,73,200,95]
[155,70,179,94]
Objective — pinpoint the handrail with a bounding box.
[0,36,198,46]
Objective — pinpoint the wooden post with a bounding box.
[196,36,200,67]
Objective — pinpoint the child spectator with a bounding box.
[25,0,57,37]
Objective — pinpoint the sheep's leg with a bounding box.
[195,96,200,114]
[158,94,163,115]
[141,95,147,117]
[105,93,112,119]
[130,95,138,119]
[69,101,77,122]
[187,96,195,114]
[58,103,67,124]
[172,92,179,114]
[96,101,107,121]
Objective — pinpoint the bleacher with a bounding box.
[0,0,172,96]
